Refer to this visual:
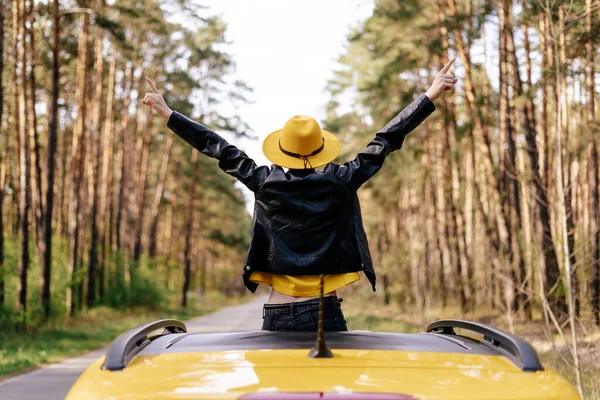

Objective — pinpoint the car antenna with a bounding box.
[308,274,333,358]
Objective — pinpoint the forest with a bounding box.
[1,0,600,397]
[0,0,252,328]
[324,0,599,396]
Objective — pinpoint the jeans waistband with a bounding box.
[263,296,342,317]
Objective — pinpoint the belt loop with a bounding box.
[290,302,295,314]
[262,305,265,318]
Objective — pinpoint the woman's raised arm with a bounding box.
[335,58,457,190]
[142,77,269,192]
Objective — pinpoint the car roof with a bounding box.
[138,331,499,356]
[101,319,545,373]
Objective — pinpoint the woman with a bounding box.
[142,58,457,332]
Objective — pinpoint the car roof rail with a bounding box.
[102,319,187,371]
[426,319,544,372]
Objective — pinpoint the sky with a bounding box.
[196,0,374,210]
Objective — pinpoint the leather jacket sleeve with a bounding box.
[335,94,435,190]
[167,111,269,192]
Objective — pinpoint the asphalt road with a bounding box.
[0,295,267,400]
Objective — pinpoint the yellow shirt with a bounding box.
[249,272,360,297]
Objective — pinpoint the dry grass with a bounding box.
[339,285,599,399]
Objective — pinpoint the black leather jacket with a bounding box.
[167,94,435,292]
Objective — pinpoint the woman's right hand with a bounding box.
[142,77,173,121]
[425,58,457,102]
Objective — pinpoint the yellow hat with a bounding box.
[262,115,341,169]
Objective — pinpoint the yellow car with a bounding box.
[67,319,580,399]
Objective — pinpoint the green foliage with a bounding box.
[100,258,166,311]
[0,236,238,329]
[0,291,242,378]
[0,240,246,377]
[0,237,68,323]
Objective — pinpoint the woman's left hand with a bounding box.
[425,58,458,102]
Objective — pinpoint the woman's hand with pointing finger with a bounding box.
[142,77,173,121]
[425,58,458,102]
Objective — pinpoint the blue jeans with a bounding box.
[262,296,348,332]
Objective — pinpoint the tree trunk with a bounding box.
[432,124,450,307]
[502,1,529,316]
[558,4,579,317]
[451,139,469,312]
[128,73,144,255]
[591,144,600,325]
[464,142,476,307]
[87,4,105,307]
[585,0,599,325]
[114,64,134,296]
[67,13,90,316]
[434,3,459,306]
[499,0,519,318]
[406,179,423,329]
[58,123,69,237]
[41,0,60,318]
[422,141,437,302]
[518,143,534,319]
[462,0,476,312]
[538,15,550,314]
[26,0,43,264]
[12,0,20,238]
[164,200,174,289]
[549,7,583,394]
[198,239,207,294]
[115,66,133,255]
[519,12,535,320]
[431,162,448,307]
[98,51,116,300]
[0,0,5,306]
[17,0,31,316]
[521,24,536,132]
[148,136,173,258]
[182,152,198,307]
[539,15,549,184]
[132,110,152,261]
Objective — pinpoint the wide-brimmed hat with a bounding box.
[262,115,341,169]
